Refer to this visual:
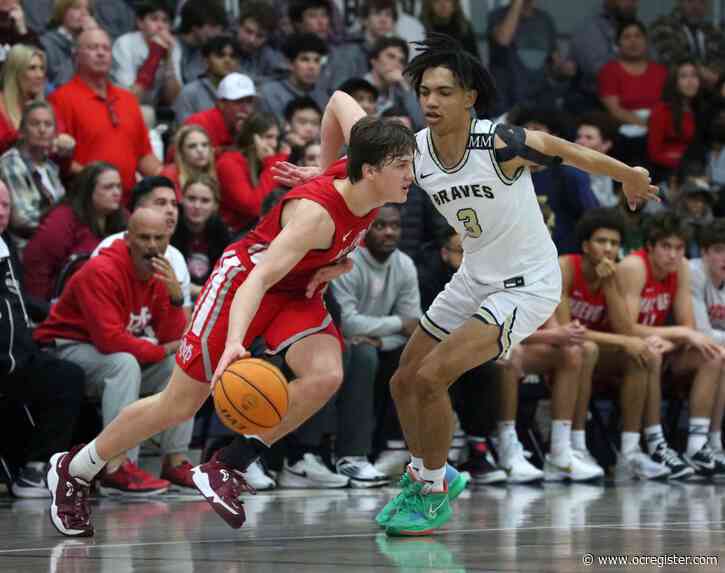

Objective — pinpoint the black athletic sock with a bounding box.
[218,435,269,471]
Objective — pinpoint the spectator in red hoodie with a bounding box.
[216,112,288,234]
[648,59,703,181]
[22,161,125,302]
[34,208,193,494]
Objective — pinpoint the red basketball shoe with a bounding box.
[98,460,170,496]
[46,445,94,537]
[191,451,255,528]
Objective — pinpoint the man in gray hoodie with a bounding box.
[330,203,421,486]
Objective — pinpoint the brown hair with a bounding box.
[182,173,220,204]
[50,0,94,28]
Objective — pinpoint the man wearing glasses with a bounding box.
[49,27,162,206]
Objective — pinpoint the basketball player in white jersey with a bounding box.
[274,34,659,536]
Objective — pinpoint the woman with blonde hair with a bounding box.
[41,0,96,88]
[161,124,216,200]
[0,44,48,153]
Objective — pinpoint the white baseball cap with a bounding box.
[217,73,256,101]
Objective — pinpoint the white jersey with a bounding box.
[414,119,558,284]
[689,258,725,345]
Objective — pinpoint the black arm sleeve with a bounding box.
[493,124,563,167]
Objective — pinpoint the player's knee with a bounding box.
[314,368,344,401]
[643,349,663,372]
[390,364,417,399]
[704,353,724,372]
[561,345,583,370]
[416,361,449,398]
[582,341,599,364]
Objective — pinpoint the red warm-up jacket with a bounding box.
[33,238,186,364]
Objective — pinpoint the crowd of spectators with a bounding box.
[4,0,725,496]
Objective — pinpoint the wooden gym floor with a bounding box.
[0,479,723,572]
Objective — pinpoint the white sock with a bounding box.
[644,424,665,455]
[687,417,710,456]
[409,456,423,479]
[420,464,446,492]
[68,440,107,482]
[621,431,641,455]
[571,430,587,451]
[710,431,722,452]
[498,420,517,450]
[550,420,572,458]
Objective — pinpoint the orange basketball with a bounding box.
[213,358,289,435]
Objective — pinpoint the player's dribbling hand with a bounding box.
[622,166,659,210]
[211,342,250,391]
[271,161,321,188]
[305,258,353,298]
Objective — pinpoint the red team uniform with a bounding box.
[566,254,609,332]
[632,249,677,327]
[176,159,377,383]
[566,250,677,331]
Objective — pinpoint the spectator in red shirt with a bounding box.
[598,20,668,129]
[183,72,256,155]
[34,207,194,495]
[648,58,703,178]
[161,124,216,200]
[48,28,163,204]
[216,112,288,234]
[22,161,125,301]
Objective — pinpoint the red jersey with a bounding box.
[566,254,609,331]
[634,249,678,326]
[231,158,377,294]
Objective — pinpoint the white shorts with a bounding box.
[420,261,561,359]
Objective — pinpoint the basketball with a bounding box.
[213,358,289,435]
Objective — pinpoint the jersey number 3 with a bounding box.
[457,208,483,238]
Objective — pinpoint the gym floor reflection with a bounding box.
[1,482,723,572]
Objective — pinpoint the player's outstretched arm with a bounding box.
[515,129,659,209]
[319,91,367,170]
[211,202,335,386]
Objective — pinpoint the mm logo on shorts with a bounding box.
[178,336,194,364]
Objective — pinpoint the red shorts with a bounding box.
[176,253,342,383]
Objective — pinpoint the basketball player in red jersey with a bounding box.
[558,208,686,480]
[46,91,417,537]
[616,212,725,479]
